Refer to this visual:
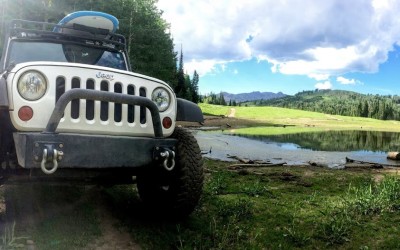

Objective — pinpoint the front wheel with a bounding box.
[137,127,204,217]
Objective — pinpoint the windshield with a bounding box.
[6,41,127,70]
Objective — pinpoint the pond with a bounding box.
[240,130,400,152]
[194,130,400,168]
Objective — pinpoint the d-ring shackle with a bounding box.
[160,150,175,171]
[41,148,59,174]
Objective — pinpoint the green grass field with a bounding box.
[99,161,400,249]
[200,103,400,135]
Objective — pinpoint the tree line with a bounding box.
[0,0,199,102]
[255,89,400,121]
[201,92,239,106]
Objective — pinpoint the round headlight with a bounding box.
[151,87,171,112]
[17,70,47,101]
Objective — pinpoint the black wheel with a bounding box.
[137,127,204,217]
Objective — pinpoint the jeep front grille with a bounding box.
[55,76,147,124]
[10,64,176,137]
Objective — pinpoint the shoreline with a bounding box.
[179,115,400,169]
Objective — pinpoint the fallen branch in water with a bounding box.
[307,161,345,168]
[227,154,270,164]
[345,157,400,168]
[308,161,329,168]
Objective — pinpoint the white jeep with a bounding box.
[0,13,204,216]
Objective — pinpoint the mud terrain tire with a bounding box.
[137,127,204,217]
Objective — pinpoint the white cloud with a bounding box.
[157,0,400,77]
[336,76,356,85]
[184,59,219,76]
[233,69,239,75]
[308,74,330,81]
[315,81,333,90]
[372,0,390,9]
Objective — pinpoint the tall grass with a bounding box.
[346,176,400,215]
[318,176,400,244]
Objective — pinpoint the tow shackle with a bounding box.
[160,149,175,171]
[40,146,63,174]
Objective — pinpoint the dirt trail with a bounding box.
[85,188,141,250]
[0,185,141,250]
[228,108,236,118]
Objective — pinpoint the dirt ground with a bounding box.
[83,188,141,250]
[0,184,141,250]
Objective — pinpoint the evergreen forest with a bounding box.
[252,89,400,121]
[0,0,199,102]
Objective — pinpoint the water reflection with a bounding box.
[238,130,400,152]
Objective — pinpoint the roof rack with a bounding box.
[8,19,127,51]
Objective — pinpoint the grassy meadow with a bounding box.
[200,103,400,135]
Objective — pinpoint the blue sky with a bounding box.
[200,48,400,95]
[157,0,400,96]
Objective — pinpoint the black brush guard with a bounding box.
[13,89,176,169]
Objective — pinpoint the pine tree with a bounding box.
[184,74,192,101]
[191,70,200,103]
[219,92,226,106]
[175,47,187,98]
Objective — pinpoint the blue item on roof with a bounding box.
[54,11,119,34]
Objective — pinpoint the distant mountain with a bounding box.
[222,91,287,102]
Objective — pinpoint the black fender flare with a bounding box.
[0,76,9,109]
[176,98,204,123]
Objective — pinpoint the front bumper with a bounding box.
[13,132,176,168]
